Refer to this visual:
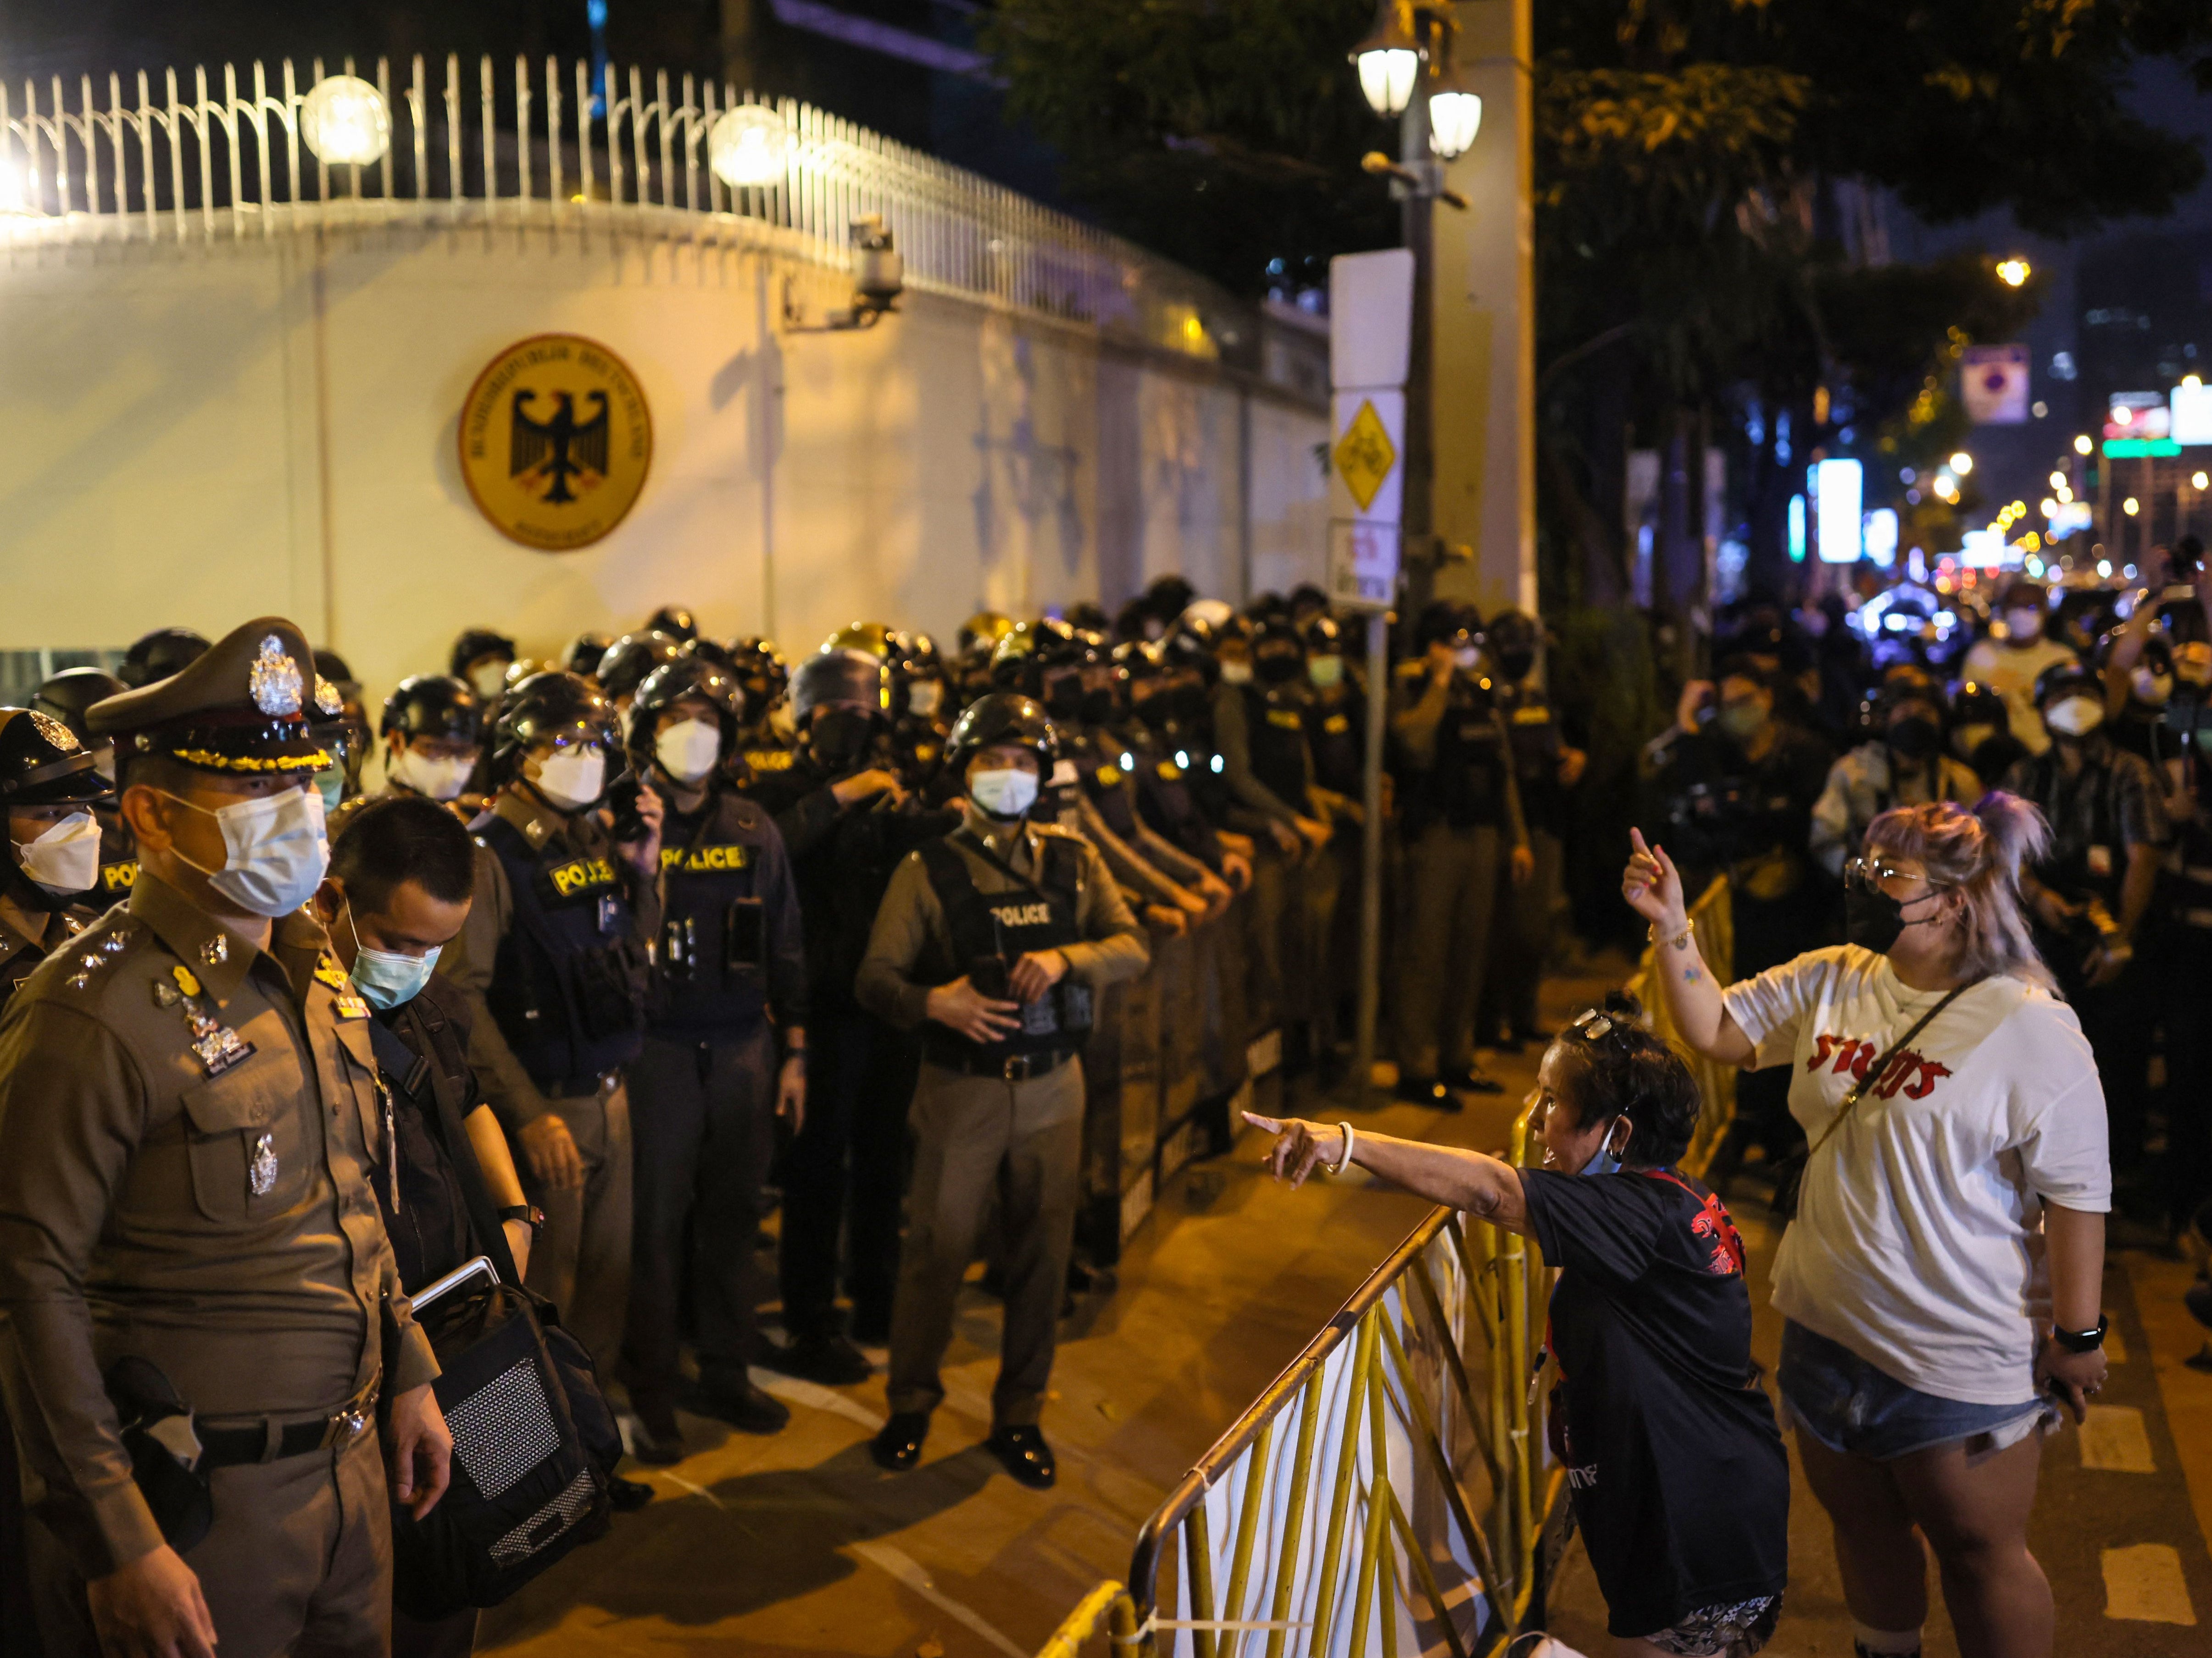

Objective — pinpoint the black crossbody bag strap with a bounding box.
[391,1000,523,1290]
[1806,983,1972,1161]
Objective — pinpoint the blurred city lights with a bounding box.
[2124,497,2141,516]
[2098,559,2112,577]
[2040,498,2058,518]
[1995,258,2031,287]
[1950,451,1974,475]
[1427,89,1484,158]
[2074,434,2094,455]
[2196,471,2211,490]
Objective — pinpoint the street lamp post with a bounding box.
[1345,1,1482,1098]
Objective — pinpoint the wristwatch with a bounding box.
[497,1203,547,1238]
[2051,1314,2107,1353]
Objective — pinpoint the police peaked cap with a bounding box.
[790,648,888,725]
[595,631,685,701]
[491,671,618,773]
[2033,659,2101,709]
[945,692,1059,776]
[91,616,336,776]
[32,667,128,747]
[450,627,517,677]
[560,631,614,677]
[381,675,484,744]
[647,604,699,643]
[118,627,211,690]
[626,657,746,765]
[0,707,111,805]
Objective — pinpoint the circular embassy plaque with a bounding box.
[459,334,652,551]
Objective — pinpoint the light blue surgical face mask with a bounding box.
[342,902,439,1011]
[314,768,346,814]
[1581,1123,1628,1178]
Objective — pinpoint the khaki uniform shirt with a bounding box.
[856,818,1150,1029]
[0,872,437,1577]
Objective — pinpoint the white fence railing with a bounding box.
[0,53,1234,358]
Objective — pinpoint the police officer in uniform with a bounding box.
[378,675,485,815]
[1301,615,1367,1069]
[745,649,957,1376]
[618,657,808,1456]
[437,672,663,1385]
[1480,610,1584,1049]
[1114,640,1254,890]
[0,617,452,1658]
[34,667,139,903]
[857,693,1148,1486]
[595,632,686,724]
[729,639,796,777]
[1389,601,1533,1104]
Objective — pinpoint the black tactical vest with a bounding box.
[1122,726,1217,861]
[1306,693,1364,796]
[474,811,647,1091]
[914,832,1092,1071]
[1242,684,1312,806]
[1403,680,1507,835]
[650,792,773,1034]
[1080,731,1150,844]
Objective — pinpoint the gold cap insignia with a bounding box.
[200,935,228,967]
[250,636,304,718]
[314,676,344,718]
[27,710,79,752]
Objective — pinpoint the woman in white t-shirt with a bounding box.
[1623,794,2108,1658]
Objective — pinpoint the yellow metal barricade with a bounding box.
[1042,1099,1562,1658]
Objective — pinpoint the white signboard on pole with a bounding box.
[1327,250,1414,614]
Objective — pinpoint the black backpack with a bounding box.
[371,989,625,1619]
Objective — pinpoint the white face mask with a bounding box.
[13,811,102,896]
[1309,654,1344,689]
[165,786,330,918]
[655,719,723,785]
[2132,668,2174,706]
[532,747,607,812]
[2044,696,2105,738]
[968,766,1039,820]
[390,745,474,802]
[2004,609,2044,642]
[906,680,942,718]
[470,662,511,699]
[1218,660,1253,686]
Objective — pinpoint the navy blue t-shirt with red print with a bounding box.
[1519,1166,1790,1639]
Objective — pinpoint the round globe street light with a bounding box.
[708,105,794,189]
[300,75,391,168]
[1427,88,1484,160]
[1350,0,1424,117]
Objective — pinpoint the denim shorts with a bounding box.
[1778,1320,2044,1462]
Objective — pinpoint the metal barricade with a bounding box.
[1042,1098,1562,1658]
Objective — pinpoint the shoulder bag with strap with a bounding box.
[1770,981,1972,1222]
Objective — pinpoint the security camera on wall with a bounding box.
[783,215,905,333]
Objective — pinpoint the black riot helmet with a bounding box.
[687,636,736,670]
[119,627,211,690]
[646,605,700,643]
[626,657,745,774]
[32,667,128,749]
[0,708,110,807]
[944,691,1060,780]
[561,631,615,678]
[489,671,618,783]
[380,675,483,744]
[728,638,789,713]
[1142,574,1197,629]
[1301,614,1344,656]
[449,627,517,681]
[595,630,685,704]
[790,647,888,727]
[1251,614,1307,686]
[1288,582,1331,625]
[1063,601,1111,635]
[1485,610,1541,681]
[1952,681,2008,732]
[1414,599,1482,653]
[1164,614,1222,688]
[1113,638,1166,687]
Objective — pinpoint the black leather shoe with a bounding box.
[761,1332,873,1386]
[629,1401,686,1465]
[698,1376,790,1435]
[1445,1065,1506,1096]
[608,1475,656,1511]
[985,1425,1056,1489]
[1394,1074,1458,1110]
[871,1411,930,1472]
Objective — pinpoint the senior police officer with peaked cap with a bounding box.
[0,617,453,1658]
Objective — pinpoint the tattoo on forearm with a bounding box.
[1683,968,1701,981]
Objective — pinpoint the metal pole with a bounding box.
[1354,606,1390,1098]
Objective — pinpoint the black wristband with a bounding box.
[2051,1313,2107,1353]
[497,1203,546,1237]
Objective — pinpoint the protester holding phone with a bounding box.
[1245,998,1790,1658]
[855,692,1148,1488]
[1626,796,2109,1658]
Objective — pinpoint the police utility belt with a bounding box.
[917,832,1092,1079]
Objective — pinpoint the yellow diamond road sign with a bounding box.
[1334,398,1397,513]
